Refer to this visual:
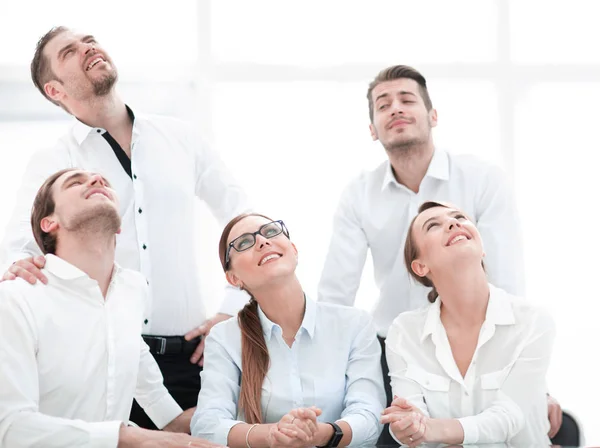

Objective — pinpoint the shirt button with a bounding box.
[96,129,101,133]
[144,319,149,325]
[142,244,147,250]
[138,207,142,214]
[133,174,137,180]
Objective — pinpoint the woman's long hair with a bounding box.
[218,213,273,424]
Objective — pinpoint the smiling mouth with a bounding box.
[447,234,471,246]
[258,254,282,266]
[86,56,106,71]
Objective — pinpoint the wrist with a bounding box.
[117,425,145,448]
[316,422,335,447]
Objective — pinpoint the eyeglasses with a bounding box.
[225,220,289,268]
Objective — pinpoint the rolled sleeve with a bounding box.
[458,416,480,445]
[88,421,122,448]
[141,393,183,430]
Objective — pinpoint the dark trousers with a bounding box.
[129,352,202,429]
[377,335,396,445]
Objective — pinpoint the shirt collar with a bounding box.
[381,147,450,191]
[44,253,122,283]
[420,283,515,342]
[72,105,136,145]
[257,294,316,341]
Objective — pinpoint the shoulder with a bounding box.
[387,304,431,341]
[136,113,194,136]
[208,315,242,346]
[0,278,45,316]
[343,160,388,192]
[316,301,371,323]
[447,152,507,182]
[492,286,556,333]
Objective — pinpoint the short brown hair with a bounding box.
[31,26,68,107]
[31,168,77,254]
[367,65,433,122]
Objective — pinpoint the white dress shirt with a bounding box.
[318,148,525,336]
[191,297,385,446]
[386,285,555,445]
[0,108,250,336]
[0,255,183,448]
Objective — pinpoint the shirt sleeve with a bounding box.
[317,181,368,307]
[0,147,72,267]
[339,312,386,446]
[475,165,525,296]
[458,310,555,444]
[191,323,244,445]
[134,338,183,429]
[190,129,251,226]
[0,289,122,448]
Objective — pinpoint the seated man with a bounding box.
[0,168,218,448]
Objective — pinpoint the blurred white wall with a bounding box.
[0,0,598,443]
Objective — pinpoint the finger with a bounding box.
[281,426,309,442]
[1,272,16,282]
[391,397,414,409]
[272,428,294,445]
[9,265,38,285]
[381,413,412,425]
[190,338,205,364]
[549,409,562,438]
[290,420,312,438]
[15,259,48,284]
[32,255,46,269]
[185,326,204,341]
[382,405,411,416]
[389,415,417,433]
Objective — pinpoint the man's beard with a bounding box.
[383,127,431,155]
[92,70,118,96]
[64,203,121,236]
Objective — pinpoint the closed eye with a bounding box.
[426,222,439,231]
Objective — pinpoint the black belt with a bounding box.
[142,335,201,356]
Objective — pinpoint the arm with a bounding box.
[317,184,368,306]
[475,165,525,296]
[134,339,184,429]
[338,313,386,446]
[0,291,122,447]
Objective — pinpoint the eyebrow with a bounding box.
[57,35,96,60]
[61,172,110,189]
[374,90,418,104]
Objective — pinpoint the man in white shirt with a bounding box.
[317,65,562,440]
[0,168,220,448]
[0,26,250,428]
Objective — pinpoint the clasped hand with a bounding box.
[267,407,323,448]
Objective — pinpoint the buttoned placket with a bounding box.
[99,273,119,419]
[276,326,304,409]
[129,127,151,329]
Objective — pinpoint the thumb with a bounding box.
[34,256,46,268]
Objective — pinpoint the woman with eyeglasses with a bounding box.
[381,201,555,447]
[191,213,385,448]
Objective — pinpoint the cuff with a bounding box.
[458,416,480,444]
[142,393,184,429]
[339,413,380,447]
[218,287,251,316]
[88,420,122,448]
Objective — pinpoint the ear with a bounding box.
[225,271,243,289]
[40,216,59,234]
[429,108,438,128]
[116,227,122,235]
[291,242,298,259]
[411,258,430,278]
[44,80,65,104]
[369,123,379,141]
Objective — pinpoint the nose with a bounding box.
[390,99,405,116]
[84,42,96,55]
[254,234,271,249]
[446,217,462,232]
[88,173,106,187]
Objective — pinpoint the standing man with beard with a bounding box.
[0,168,220,447]
[0,26,250,428]
[317,65,563,441]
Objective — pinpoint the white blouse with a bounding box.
[386,285,555,445]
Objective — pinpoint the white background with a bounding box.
[0,0,598,443]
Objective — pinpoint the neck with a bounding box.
[252,276,305,338]
[70,91,131,136]
[433,261,490,328]
[387,140,435,193]
[55,232,116,298]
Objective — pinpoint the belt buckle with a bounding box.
[156,337,167,355]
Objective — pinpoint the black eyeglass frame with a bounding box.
[224,220,290,269]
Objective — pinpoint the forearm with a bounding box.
[426,418,465,445]
[315,421,353,447]
[228,422,276,448]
